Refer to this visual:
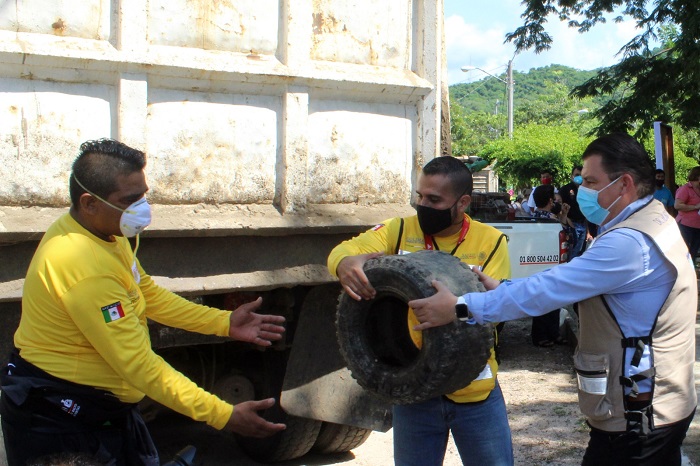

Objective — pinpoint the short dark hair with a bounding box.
[28,452,100,466]
[422,156,473,197]
[688,166,700,182]
[69,139,146,207]
[571,165,582,175]
[533,184,554,208]
[581,133,655,198]
[655,169,665,175]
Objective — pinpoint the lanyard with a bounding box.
[424,218,470,256]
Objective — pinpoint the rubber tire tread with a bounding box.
[233,350,322,462]
[312,422,372,454]
[261,416,323,462]
[336,250,493,405]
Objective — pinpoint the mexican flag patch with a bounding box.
[101,302,125,323]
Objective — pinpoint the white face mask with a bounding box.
[73,176,151,237]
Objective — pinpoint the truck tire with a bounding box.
[336,250,493,405]
[312,422,372,454]
[239,414,322,463]
[231,350,322,462]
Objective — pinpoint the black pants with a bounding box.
[531,309,561,344]
[581,409,695,466]
[1,391,158,466]
[1,350,159,465]
[0,390,157,466]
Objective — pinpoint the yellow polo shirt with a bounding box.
[16,213,233,429]
[328,214,510,402]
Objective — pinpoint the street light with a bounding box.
[461,60,514,139]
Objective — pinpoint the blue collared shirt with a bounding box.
[465,196,677,392]
[653,185,674,207]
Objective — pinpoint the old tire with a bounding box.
[231,350,322,462]
[336,250,493,405]
[312,422,372,454]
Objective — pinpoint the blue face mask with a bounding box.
[576,177,622,225]
[573,175,583,185]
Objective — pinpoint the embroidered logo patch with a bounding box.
[61,398,81,417]
[372,224,385,231]
[101,301,125,323]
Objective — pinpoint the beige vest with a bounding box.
[575,200,697,432]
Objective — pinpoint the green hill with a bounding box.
[450,64,604,115]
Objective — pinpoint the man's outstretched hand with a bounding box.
[229,297,285,347]
[225,398,286,438]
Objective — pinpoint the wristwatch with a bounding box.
[455,296,472,322]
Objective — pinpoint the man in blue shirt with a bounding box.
[653,168,675,216]
[409,133,697,466]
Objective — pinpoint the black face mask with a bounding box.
[416,204,456,235]
[655,179,665,187]
[551,202,562,216]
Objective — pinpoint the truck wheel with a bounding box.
[232,350,322,462]
[312,422,372,454]
[336,250,493,405]
[238,414,322,462]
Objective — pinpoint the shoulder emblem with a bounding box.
[101,301,125,323]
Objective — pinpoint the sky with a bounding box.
[444,0,645,85]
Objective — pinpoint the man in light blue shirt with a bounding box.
[409,133,697,465]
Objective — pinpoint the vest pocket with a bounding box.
[574,350,613,421]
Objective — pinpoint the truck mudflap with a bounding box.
[280,284,392,433]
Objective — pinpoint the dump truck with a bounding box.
[0,0,447,462]
[0,1,566,462]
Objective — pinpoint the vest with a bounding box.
[575,200,697,432]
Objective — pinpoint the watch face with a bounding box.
[455,303,470,319]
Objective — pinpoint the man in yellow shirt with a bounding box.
[0,139,286,465]
[327,156,513,466]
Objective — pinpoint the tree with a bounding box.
[507,0,700,139]
[477,123,593,189]
[450,103,506,156]
[513,81,596,131]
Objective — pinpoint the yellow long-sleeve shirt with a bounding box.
[328,214,510,402]
[15,213,233,429]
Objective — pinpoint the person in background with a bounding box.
[520,188,534,216]
[530,185,567,347]
[1,139,287,466]
[674,166,700,264]
[410,133,697,465]
[328,156,513,466]
[511,193,529,218]
[525,171,557,215]
[653,169,675,217]
[559,166,589,259]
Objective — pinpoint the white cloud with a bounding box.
[445,8,647,85]
[446,14,515,85]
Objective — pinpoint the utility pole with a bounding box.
[506,60,514,139]
[461,60,515,139]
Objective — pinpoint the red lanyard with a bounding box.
[424,218,470,256]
